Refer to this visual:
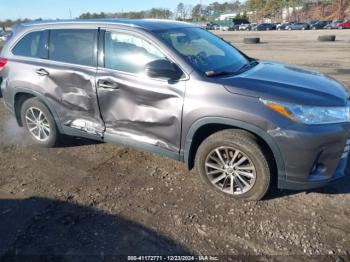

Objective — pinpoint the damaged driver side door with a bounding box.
[96,29,186,157]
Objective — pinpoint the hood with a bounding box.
[218,61,349,107]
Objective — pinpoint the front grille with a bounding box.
[341,139,350,159]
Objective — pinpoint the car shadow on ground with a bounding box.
[0,197,191,261]
[58,136,102,148]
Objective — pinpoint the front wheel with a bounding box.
[21,97,60,147]
[195,130,271,201]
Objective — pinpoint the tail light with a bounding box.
[0,58,7,68]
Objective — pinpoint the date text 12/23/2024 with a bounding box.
[127,256,219,261]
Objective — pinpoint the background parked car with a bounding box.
[255,23,276,31]
[230,18,250,31]
[277,22,294,30]
[287,22,310,30]
[213,24,220,30]
[206,23,219,30]
[250,23,258,31]
[221,25,230,31]
[311,20,330,30]
[324,20,343,29]
[205,23,214,30]
[239,23,252,31]
[338,19,350,29]
[309,20,320,28]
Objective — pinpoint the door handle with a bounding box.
[97,80,119,89]
[36,68,49,76]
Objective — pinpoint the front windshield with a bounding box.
[155,27,249,75]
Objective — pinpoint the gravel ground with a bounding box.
[0,30,350,261]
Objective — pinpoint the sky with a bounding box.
[0,0,228,20]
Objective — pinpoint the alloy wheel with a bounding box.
[25,107,51,142]
[205,146,257,195]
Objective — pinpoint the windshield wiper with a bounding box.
[236,59,259,74]
[205,59,259,78]
[205,70,236,77]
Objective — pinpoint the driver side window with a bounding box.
[104,31,166,74]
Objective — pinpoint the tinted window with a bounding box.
[49,29,97,67]
[104,31,165,74]
[12,30,48,59]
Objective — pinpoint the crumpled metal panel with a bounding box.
[7,59,105,136]
[96,69,186,153]
[42,66,105,135]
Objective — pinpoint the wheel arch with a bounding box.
[12,88,63,133]
[184,117,286,181]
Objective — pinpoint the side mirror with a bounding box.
[145,59,183,80]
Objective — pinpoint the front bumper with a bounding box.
[273,122,350,190]
[278,157,348,190]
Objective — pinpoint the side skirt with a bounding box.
[104,132,180,161]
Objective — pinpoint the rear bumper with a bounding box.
[1,78,14,114]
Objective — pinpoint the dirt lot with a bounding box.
[1,30,350,260]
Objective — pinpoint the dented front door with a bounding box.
[96,30,185,154]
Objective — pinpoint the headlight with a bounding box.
[260,99,350,124]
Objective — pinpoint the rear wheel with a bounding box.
[21,97,60,147]
[195,130,271,201]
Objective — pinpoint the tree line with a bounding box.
[246,0,349,21]
[78,1,244,21]
[1,0,348,30]
[79,8,172,20]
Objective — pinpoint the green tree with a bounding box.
[192,4,202,21]
[176,3,185,20]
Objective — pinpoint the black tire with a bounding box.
[20,97,60,147]
[318,35,336,42]
[243,37,260,44]
[195,129,271,201]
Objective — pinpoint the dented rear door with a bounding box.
[44,28,104,136]
[96,29,185,154]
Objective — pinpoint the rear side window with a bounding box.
[49,29,97,67]
[12,30,48,59]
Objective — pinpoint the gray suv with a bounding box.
[1,19,349,200]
